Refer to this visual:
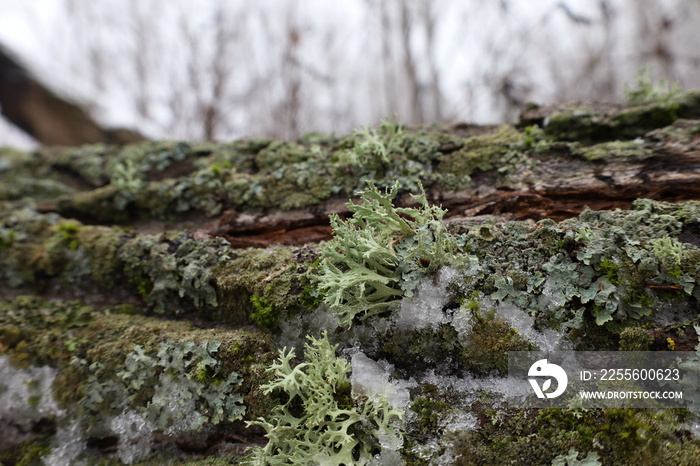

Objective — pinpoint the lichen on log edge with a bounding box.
[1,92,700,465]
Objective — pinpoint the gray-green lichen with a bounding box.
[3,91,700,464]
[0,204,322,324]
[84,338,245,434]
[0,118,529,221]
[244,332,403,465]
[448,199,700,336]
[314,180,456,327]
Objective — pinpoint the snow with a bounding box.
[42,422,87,466]
[0,356,65,447]
[350,351,414,411]
[110,411,154,465]
[394,267,458,331]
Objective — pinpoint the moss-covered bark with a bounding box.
[1,92,700,464]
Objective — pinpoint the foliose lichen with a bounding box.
[451,199,700,334]
[121,231,231,313]
[84,338,245,435]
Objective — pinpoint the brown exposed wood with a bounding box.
[204,144,700,246]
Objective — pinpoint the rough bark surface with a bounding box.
[1,91,700,465]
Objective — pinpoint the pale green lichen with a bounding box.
[111,158,145,210]
[345,117,406,166]
[314,180,456,327]
[339,118,442,193]
[244,332,403,465]
[624,68,682,105]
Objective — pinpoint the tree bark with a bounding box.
[0,45,145,146]
[1,91,700,464]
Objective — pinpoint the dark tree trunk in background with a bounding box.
[0,45,144,146]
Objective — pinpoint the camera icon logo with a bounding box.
[528,359,568,399]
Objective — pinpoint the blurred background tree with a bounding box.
[0,0,699,146]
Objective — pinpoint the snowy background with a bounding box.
[1,0,700,147]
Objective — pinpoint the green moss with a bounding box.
[214,245,316,325]
[620,327,654,351]
[0,323,21,350]
[451,407,600,465]
[406,384,450,443]
[0,227,14,250]
[436,126,523,188]
[576,139,652,161]
[55,220,81,250]
[447,407,700,465]
[249,293,278,328]
[458,308,535,375]
[0,437,52,466]
[544,90,700,143]
[379,324,462,374]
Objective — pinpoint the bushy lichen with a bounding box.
[314,181,456,327]
[624,68,682,105]
[244,332,403,465]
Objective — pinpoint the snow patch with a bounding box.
[42,421,86,466]
[485,297,567,352]
[110,411,154,464]
[278,306,339,351]
[0,356,65,448]
[450,304,475,341]
[350,352,413,411]
[394,267,458,331]
[422,370,531,404]
[369,448,404,465]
